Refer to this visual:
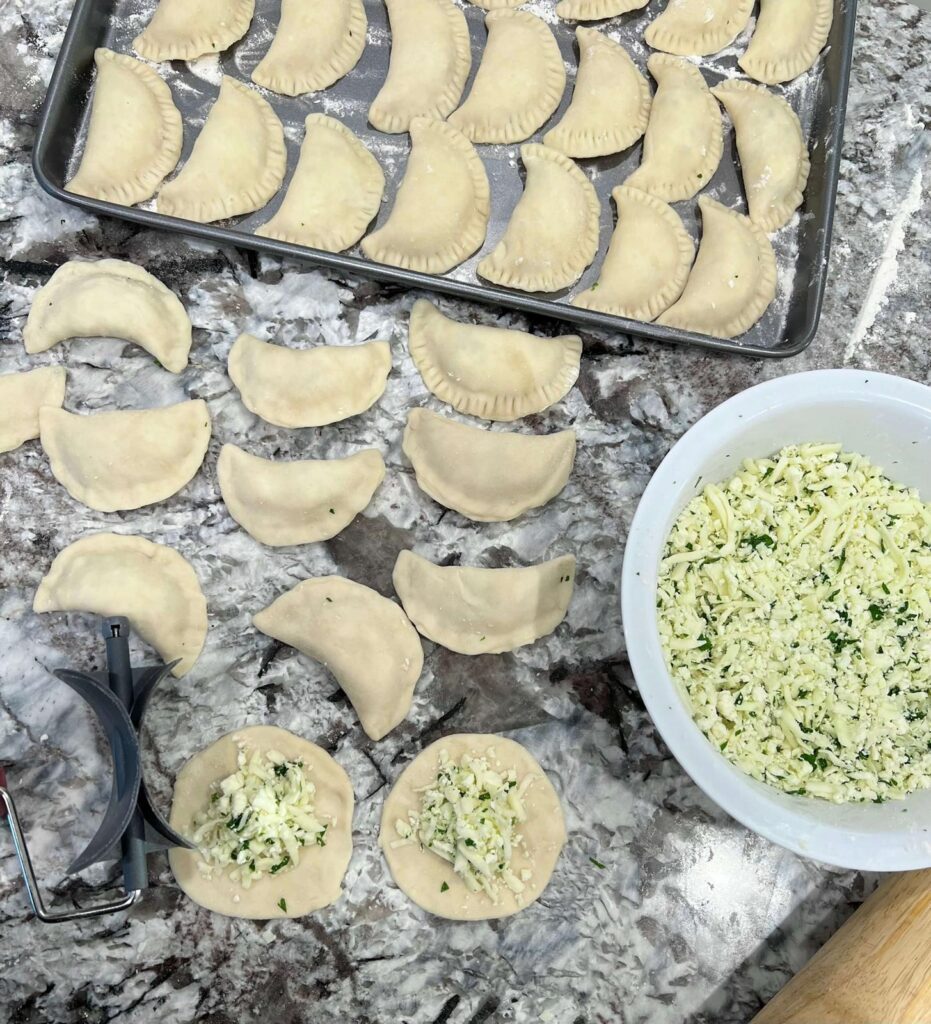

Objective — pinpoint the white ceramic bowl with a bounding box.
[622,369,931,870]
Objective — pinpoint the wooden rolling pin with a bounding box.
[752,870,931,1023]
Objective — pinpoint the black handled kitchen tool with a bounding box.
[0,616,193,922]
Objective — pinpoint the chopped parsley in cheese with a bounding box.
[191,745,328,887]
[657,443,931,804]
[392,749,535,903]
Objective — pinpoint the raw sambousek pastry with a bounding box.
[228,334,391,428]
[740,0,833,85]
[34,533,207,677]
[253,578,424,741]
[133,0,254,62]
[393,550,576,655]
[556,0,647,19]
[644,0,754,57]
[217,445,385,547]
[0,367,66,454]
[408,301,582,422]
[40,401,211,513]
[403,409,576,523]
[24,259,192,373]
[380,734,566,920]
[66,49,182,206]
[252,0,366,96]
[170,726,353,919]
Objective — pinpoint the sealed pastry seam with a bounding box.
[556,0,649,19]
[133,0,255,62]
[739,0,834,84]
[644,0,755,57]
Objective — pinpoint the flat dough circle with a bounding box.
[379,733,566,920]
[169,725,353,919]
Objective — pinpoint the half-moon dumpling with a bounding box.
[0,367,66,454]
[40,400,212,513]
[625,55,722,202]
[572,186,693,321]
[361,118,489,274]
[133,0,254,62]
[217,445,385,547]
[255,114,384,253]
[157,76,286,223]
[657,196,777,339]
[712,80,810,232]
[408,300,582,422]
[24,259,192,373]
[556,0,648,19]
[644,0,754,57]
[253,577,424,741]
[393,550,576,656]
[544,28,650,158]
[228,334,391,428]
[477,145,599,293]
[368,0,471,134]
[403,409,576,523]
[66,49,182,206]
[252,0,366,95]
[448,10,565,145]
[34,534,208,676]
[739,0,833,84]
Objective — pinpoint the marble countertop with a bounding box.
[1,1,929,1021]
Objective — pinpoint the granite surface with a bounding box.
[1,1,930,1022]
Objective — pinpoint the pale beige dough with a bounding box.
[657,196,777,339]
[393,550,576,655]
[556,0,648,19]
[34,534,207,677]
[740,0,833,84]
[0,367,66,454]
[256,114,384,253]
[572,186,694,321]
[448,10,566,145]
[254,578,424,741]
[40,401,211,513]
[169,725,353,918]
[157,76,286,224]
[380,734,566,920]
[66,49,182,207]
[644,0,754,57]
[368,0,471,134]
[544,28,650,159]
[24,259,191,373]
[133,0,254,62]
[361,118,489,274]
[217,445,385,547]
[408,300,582,422]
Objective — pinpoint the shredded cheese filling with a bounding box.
[657,443,931,804]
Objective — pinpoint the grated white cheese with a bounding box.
[657,443,931,804]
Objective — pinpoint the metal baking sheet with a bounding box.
[33,0,857,358]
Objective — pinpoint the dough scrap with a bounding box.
[66,49,182,206]
[573,186,694,321]
[403,409,576,522]
[625,54,722,202]
[254,578,424,741]
[477,144,599,293]
[217,445,385,547]
[252,0,366,95]
[368,0,471,134]
[739,0,833,84]
[544,28,650,158]
[361,118,489,274]
[256,114,384,253]
[380,734,566,920]
[644,0,754,57]
[392,550,576,655]
[657,196,777,339]
[448,10,566,145]
[228,334,391,428]
[556,0,648,19]
[24,259,192,373]
[169,725,353,918]
[408,300,582,422]
[40,400,211,513]
[34,533,207,677]
[0,367,66,455]
[157,76,286,223]
[133,0,254,62]
[713,80,810,232]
